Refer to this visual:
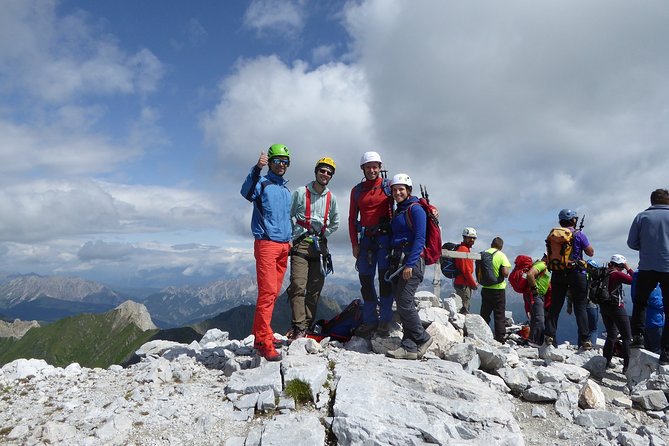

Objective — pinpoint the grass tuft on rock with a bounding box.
[284,379,312,404]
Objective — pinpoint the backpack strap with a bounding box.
[296,185,332,235]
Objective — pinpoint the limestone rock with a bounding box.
[112,300,157,331]
[631,390,669,411]
[463,314,495,344]
[578,379,606,409]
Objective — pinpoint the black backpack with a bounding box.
[476,250,504,287]
[588,266,621,305]
[440,242,461,279]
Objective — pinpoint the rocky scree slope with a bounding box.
[1,291,668,445]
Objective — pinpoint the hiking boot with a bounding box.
[581,340,593,351]
[630,336,645,349]
[543,336,554,347]
[254,342,283,362]
[354,323,378,339]
[289,327,306,341]
[417,336,433,359]
[385,346,418,360]
[659,351,669,366]
[376,321,391,338]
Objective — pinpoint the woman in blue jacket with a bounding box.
[385,173,433,360]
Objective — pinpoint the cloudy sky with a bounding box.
[1,0,668,288]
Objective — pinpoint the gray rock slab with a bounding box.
[287,337,322,356]
[627,348,660,390]
[631,389,669,411]
[443,342,480,373]
[496,366,531,394]
[548,362,590,383]
[473,370,511,394]
[522,385,558,402]
[281,356,329,402]
[555,387,580,421]
[418,306,453,327]
[425,320,463,358]
[226,361,282,396]
[331,351,523,445]
[257,389,276,411]
[474,341,506,372]
[344,336,373,353]
[463,314,495,344]
[261,414,325,446]
[234,392,259,410]
[574,409,623,429]
[200,328,229,345]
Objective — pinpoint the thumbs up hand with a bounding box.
[257,151,268,169]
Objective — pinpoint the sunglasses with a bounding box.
[271,158,290,166]
[318,168,333,176]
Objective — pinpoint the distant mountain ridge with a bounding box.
[0,274,126,308]
[0,301,164,368]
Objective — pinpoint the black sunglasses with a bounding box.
[318,168,333,176]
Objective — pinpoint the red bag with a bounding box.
[509,255,533,294]
[405,198,442,265]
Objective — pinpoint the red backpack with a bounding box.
[405,198,442,265]
[509,255,534,294]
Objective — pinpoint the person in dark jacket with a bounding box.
[384,173,433,360]
[600,254,634,372]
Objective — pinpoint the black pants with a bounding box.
[545,270,589,343]
[529,293,545,345]
[393,259,429,353]
[631,269,669,354]
[600,303,632,369]
[480,287,506,342]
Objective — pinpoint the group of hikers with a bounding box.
[240,144,669,370]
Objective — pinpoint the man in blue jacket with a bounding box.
[628,188,669,365]
[240,144,292,361]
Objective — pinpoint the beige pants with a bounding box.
[286,239,325,330]
[455,285,473,313]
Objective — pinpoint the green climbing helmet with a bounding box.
[268,144,290,159]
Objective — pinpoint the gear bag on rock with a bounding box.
[306,299,363,342]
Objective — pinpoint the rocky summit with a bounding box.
[1,292,669,446]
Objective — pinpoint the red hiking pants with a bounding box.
[253,239,290,345]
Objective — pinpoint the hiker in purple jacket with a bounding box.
[384,173,433,360]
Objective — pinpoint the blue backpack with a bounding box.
[440,242,461,279]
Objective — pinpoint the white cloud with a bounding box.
[0,120,140,178]
[202,55,374,242]
[338,0,669,260]
[243,0,305,37]
[0,0,164,103]
[0,179,224,243]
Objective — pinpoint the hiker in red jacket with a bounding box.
[348,151,394,338]
[454,227,478,314]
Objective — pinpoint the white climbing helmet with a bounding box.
[390,173,412,188]
[610,254,626,265]
[462,227,477,238]
[360,151,382,166]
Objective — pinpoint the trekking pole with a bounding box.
[578,214,586,231]
[420,184,430,204]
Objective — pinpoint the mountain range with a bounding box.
[0,273,356,328]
